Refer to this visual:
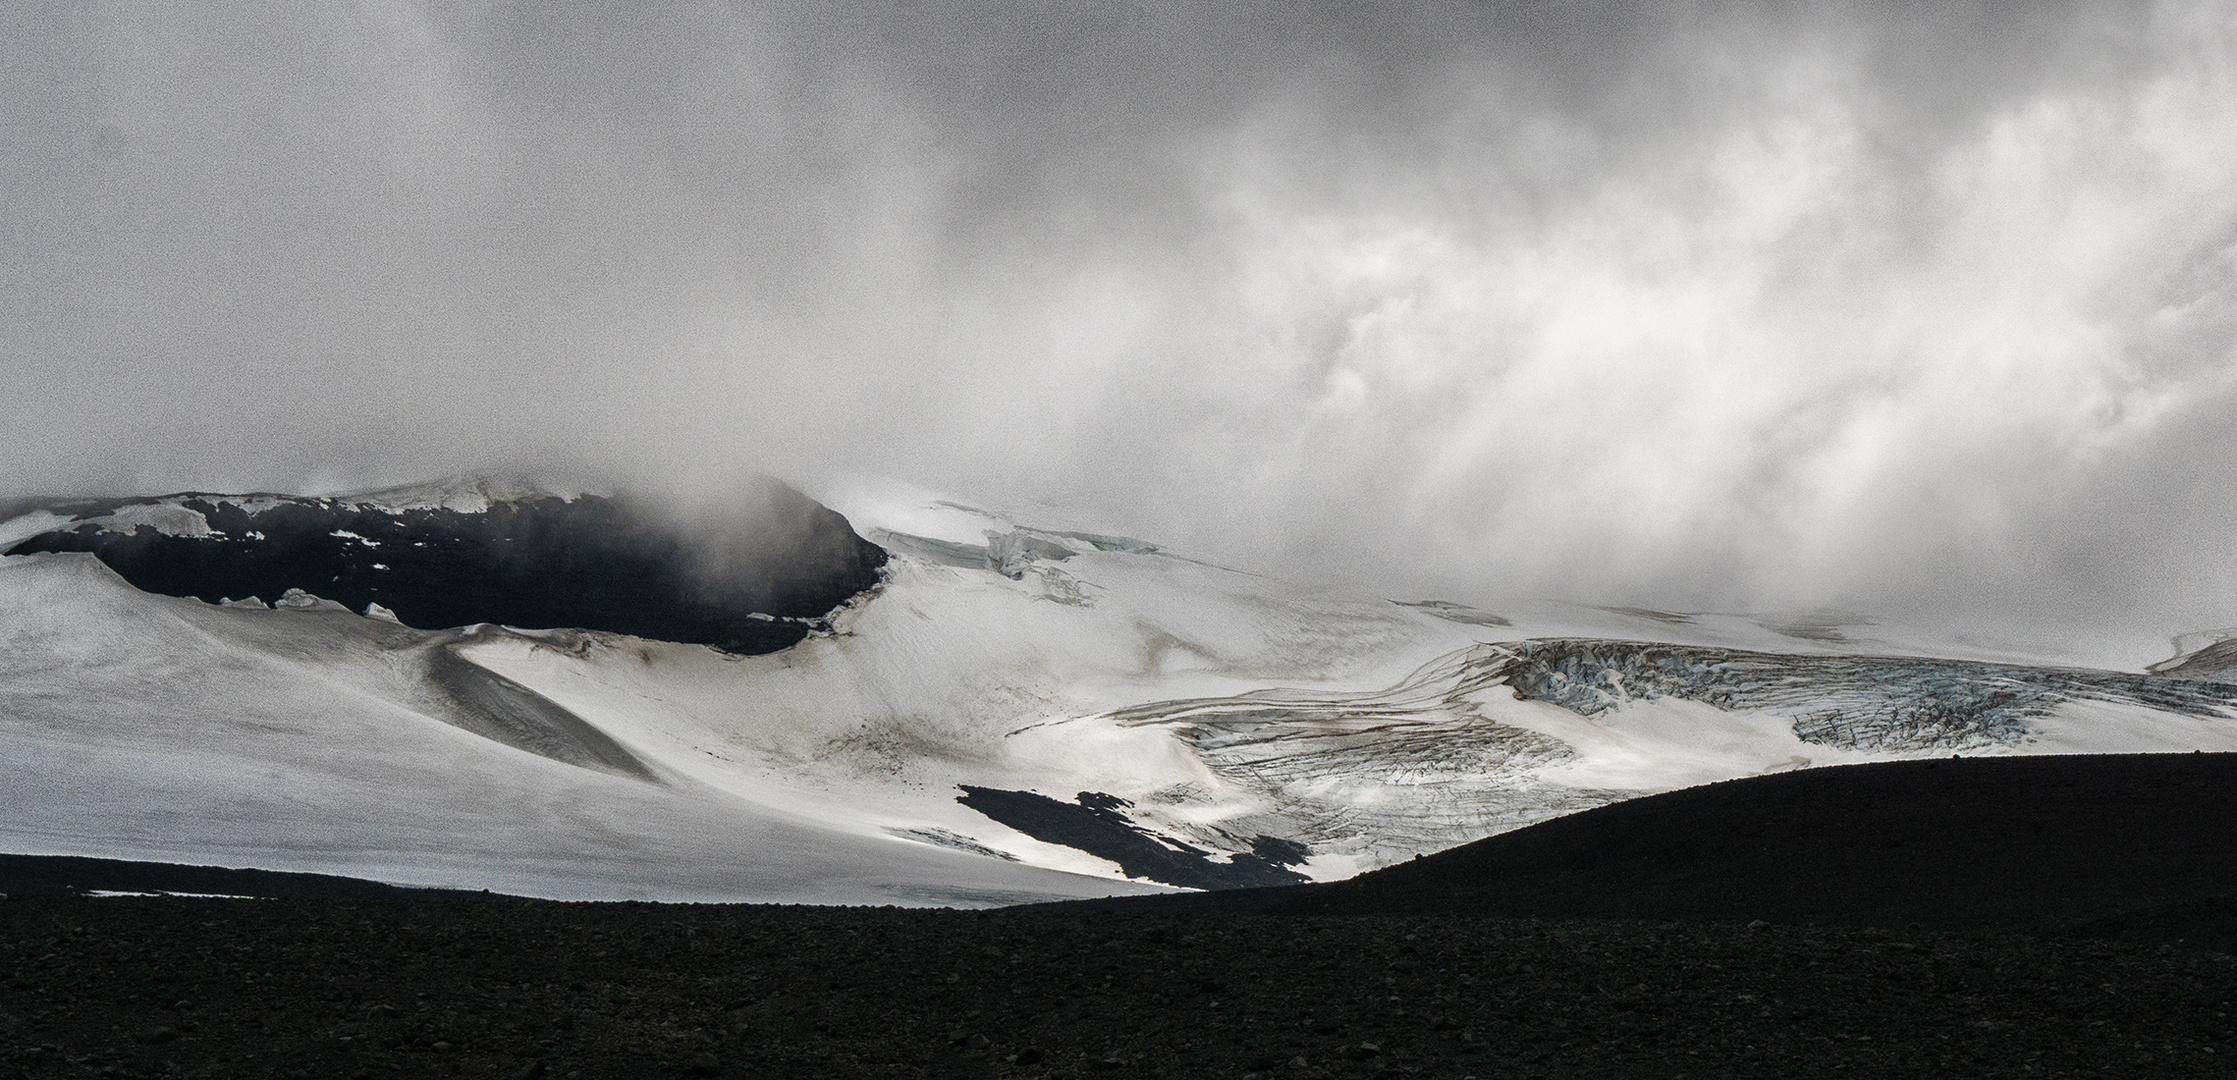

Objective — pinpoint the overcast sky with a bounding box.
[6,2,2237,646]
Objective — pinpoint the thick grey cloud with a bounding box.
[4,2,2236,647]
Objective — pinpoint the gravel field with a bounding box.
[11,754,2237,1079]
[3,897,2233,1080]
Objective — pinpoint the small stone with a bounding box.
[507,1064,547,1080]
[1008,1048,1045,1066]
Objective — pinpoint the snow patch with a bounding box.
[985,529,1078,579]
[274,588,350,613]
[334,476,586,513]
[82,502,212,538]
[0,511,74,549]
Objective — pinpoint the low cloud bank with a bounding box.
[4,2,2234,642]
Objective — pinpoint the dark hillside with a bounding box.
[1071,753,2237,947]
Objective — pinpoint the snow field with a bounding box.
[6,487,2237,901]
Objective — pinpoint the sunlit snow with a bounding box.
[4,486,2236,903]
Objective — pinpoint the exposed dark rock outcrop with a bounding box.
[955,786,1310,890]
[2,480,887,655]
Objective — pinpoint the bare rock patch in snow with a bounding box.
[3,479,887,656]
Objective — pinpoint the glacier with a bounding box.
[3,477,2236,902]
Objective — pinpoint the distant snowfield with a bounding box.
[5,480,2237,903]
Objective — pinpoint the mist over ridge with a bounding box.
[6,2,2237,649]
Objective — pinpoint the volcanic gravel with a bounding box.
[3,897,2234,1080]
[14,755,2237,1078]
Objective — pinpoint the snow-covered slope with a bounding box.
[4,478,2237,901]
[0,551,1164,905]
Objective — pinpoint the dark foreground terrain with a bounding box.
[7,898,2235,1080]
[8,754,2237,1079]
[1079,753,2237,940]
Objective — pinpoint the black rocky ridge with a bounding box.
[0,854,481,901]
[3,480,888,654]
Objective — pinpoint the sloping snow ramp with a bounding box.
[0,553,1162,905]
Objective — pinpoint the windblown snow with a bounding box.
[4,477,2237,904]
